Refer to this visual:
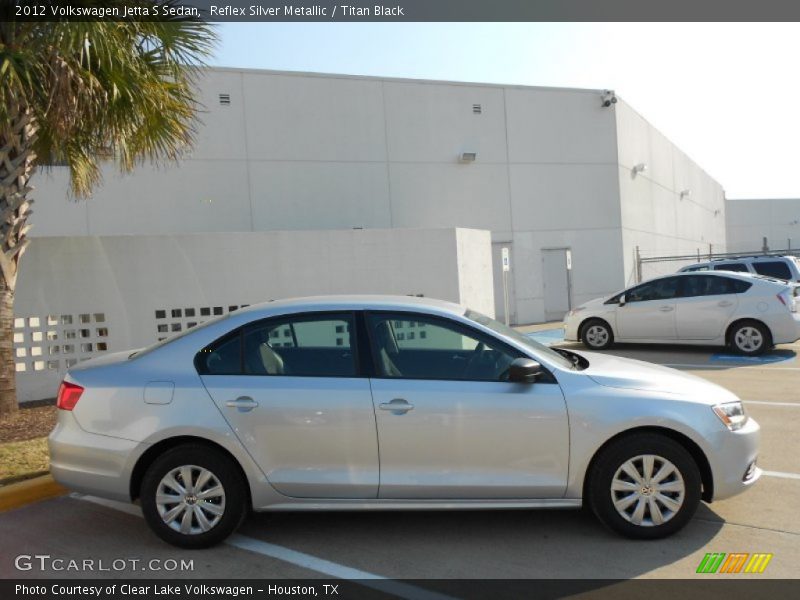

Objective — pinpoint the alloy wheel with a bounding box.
[610,454,685,527]
[734,327,763,353]
[585,325,609,347]
[156,465,226,534]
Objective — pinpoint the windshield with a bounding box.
[465,309,574,369]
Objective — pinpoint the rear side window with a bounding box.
[752,261,792,280]
[196,333,241,375]
[713,263,750,273]
[242,313,357,377]
[682,275,751,297]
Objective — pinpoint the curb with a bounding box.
[0,474,66,512]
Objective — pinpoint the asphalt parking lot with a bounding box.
[1,334,798,583]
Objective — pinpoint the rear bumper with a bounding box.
[770,312,800,345]
[708,416,761,502]
[48,411,141,503]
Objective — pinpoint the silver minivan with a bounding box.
[49,296,760,548]
[679,255,800,282]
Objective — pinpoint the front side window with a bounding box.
[367,313,521,381]
[752,261,792,280]
[626,277,680,302]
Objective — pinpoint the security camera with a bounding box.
[601,90,617,107]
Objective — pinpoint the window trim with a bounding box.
[195,310,362,378]
[363,310,555,384]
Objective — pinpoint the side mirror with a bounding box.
[508,358,543,383]
[619,294,626,306]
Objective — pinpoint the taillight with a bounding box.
[777,290,797,312]
[57,381,84,411]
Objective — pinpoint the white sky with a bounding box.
[213,22,800,199]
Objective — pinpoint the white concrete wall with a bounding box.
[30,68,626,325]
[30,68,721,322]
[13,228,493,402]
[726,198,800,253]
[615,100,727,283]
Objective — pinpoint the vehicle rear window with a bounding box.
[713,263,750,273]
[752,261,792,280]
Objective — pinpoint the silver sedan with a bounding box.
[49,296,760,547]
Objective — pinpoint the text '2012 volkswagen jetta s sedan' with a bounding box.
[49,296,760,548]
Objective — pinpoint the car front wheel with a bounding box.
[581,319,614,350]
[141,444,247,548]
[588,434,701,539]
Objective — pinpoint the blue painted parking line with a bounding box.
[526,328,565,346]
[709,352,795,365]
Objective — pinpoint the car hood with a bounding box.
[577,296,609,310]
[574,350,739,405]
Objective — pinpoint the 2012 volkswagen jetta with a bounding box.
[49,296,760,548]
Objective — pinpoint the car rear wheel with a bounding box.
[141,444,247,548]
[729,321,771,356]
[581,319,614,350]
[588,434,701,539]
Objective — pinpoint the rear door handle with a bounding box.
[718,300,734,307]
[225,396,258,412]
[659,306,674,312]
[379,398,414,414]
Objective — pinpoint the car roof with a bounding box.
[235,294,467,317]
[688,255,797,266]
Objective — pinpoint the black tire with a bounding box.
[141,444,248,548]
[580,319,614,350]
[728,320,771,356]
[587,434,701,540]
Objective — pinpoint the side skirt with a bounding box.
[254,499,583,512]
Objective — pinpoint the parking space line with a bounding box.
[664,364,800,370]
[744,400,800,407]
[229,535,458,600]
[74,494,455,600]
[762,470,800,481]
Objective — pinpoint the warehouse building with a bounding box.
[16,67,727,400]
[726,198,800,253]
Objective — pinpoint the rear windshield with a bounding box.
[130,312,232,358]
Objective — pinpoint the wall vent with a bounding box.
[472,104,482,114]
[219,93,231,106]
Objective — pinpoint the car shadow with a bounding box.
[239,505,725,583]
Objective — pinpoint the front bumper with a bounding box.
[708,416,761,502]
[563,316,580,342]
[48,411,142,503]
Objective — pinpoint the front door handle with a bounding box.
[226,396,259,412]
[659,306,674,312]
[379,398,414,414]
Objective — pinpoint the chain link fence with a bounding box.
[634,245,800,283]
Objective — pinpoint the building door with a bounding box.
[542,248,572,321]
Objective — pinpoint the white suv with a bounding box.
[564,271,800,355]
[679,255,800,282]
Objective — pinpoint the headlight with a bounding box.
[712,401,748,431]
[567,307,585,317]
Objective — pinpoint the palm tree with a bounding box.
[0,11,216,414]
